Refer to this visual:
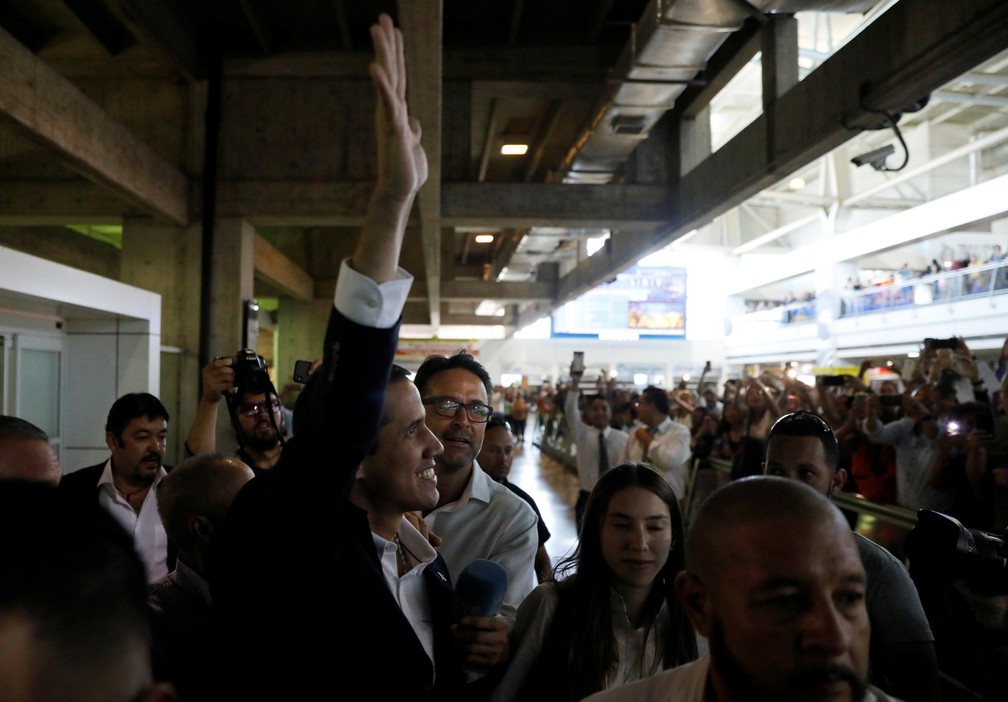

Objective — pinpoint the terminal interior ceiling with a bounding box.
[1,0,1007,342]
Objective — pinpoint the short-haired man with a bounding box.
[148,451,254,699]
[564,368,628,531]
[413,350,539,666]
[621,385,691,499]
[478,415,553,583]
[0,415,60,484]
[59,392,175,582]
[584,476,895,702]
[762,410,940,701]
[0,481,178,702]
[211,14,471,699]
[184,351,287,476]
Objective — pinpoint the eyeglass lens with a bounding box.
[241,401,280,416]
[428,398,491,422]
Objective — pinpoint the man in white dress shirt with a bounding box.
[564,368,627,531]
[621,385,691,499]
[414,350,539,678]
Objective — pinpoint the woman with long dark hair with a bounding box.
[489,462,698,702]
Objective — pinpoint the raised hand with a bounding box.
[369,14,428,206]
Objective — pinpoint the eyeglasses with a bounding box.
[238,400,281,417]
[423,397,493,423]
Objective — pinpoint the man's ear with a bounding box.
[830,467,848,495]
[190,515,213,543]
[105,431,118,453]
[674,570,711,637]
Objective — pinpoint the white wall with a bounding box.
[0,245,162,472]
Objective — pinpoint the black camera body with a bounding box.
[232,349,271,395]
[907,510,1008,596]
[926,337,958,350]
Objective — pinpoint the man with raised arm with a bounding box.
[211,15,471,701]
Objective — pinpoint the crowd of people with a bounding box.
[540,336,1008,538]
[1,14,1005,702]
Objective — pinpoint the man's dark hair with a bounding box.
[486,414,512,433]
[362,364,414,456]
[585,393,610,407]
[105,392,169,438]
[0,482,150,695]
[766,410,840,471]
[0,415,50,442]
[413,349,493,399]
[641,385,670,416]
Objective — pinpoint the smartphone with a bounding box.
[879,395,903,407]
[820,375,846,387]
[571,351,585,375]
[292,359,313,384]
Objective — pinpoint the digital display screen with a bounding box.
[551,265,687,339]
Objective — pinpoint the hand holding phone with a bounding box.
[570,351,585,376]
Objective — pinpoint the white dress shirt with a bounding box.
[490,583,672,702]
[334,258,412,325]
[564,390,628,492]
[621,416,691,499]
[96,459,169,583]
[423,460,538,623]
[373,516,438,671]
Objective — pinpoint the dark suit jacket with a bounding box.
[210,307,467,701]
[58,461,178,572]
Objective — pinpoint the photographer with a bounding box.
[929,400,997,531]
[184,350,287,476]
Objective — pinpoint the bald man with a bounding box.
[585,476,901,702]
[0,415,60,484]
[148,452,254,699]
[763,411,938,701]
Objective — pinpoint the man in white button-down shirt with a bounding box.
[564,368,628,531]
[622,385,692,500]
[414,350,539,682]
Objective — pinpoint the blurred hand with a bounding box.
[965,428,992,454]
[202,356,236,402]
[453,614,509,668]
[403,510,442,548]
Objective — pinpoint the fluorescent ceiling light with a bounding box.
[474,234,495,244]
[500,144,528,155]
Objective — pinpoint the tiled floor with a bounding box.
[508,425,581,568]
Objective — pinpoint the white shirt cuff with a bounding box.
[333,259,412,328]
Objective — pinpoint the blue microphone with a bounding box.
[453,559,508,619]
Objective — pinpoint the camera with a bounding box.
[907,510,1008,595]
[232,349,272,395]
[926,337,958,350]
[850,144,895,170]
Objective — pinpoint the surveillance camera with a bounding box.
[851,144,896,170]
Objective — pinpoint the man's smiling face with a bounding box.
[421,368,489,477]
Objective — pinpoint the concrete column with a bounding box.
[121,217,201,464]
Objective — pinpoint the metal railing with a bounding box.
[734,259,1008,327]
